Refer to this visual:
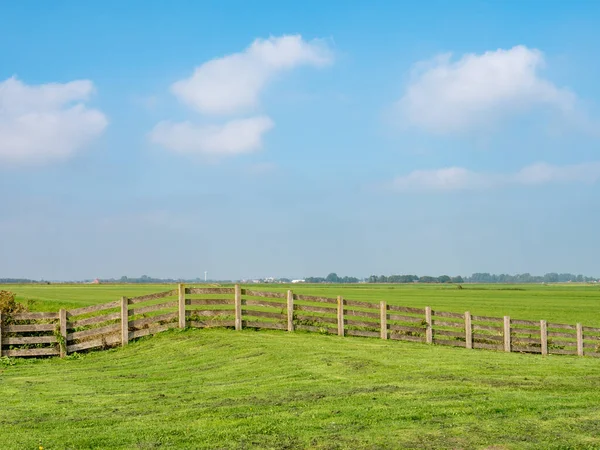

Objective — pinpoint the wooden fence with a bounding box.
[1,285,600,358]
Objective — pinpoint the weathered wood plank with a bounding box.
[433,311,464,319]
[465,311,472,350]
[178,284,186,329]
[187,287,235,295]
[244,289,286,299]
[69,312,120,328]
[343,299,378,309]
[295,314,338,325]
[287,290,294,332]
[504,316,511,352]
[294,304,336,315]
[129,324,176,340]
[337,296,344,336]
[294,294,337,304]
[345,318,379,329]
[129,301,177,316]
[511,319,539,326]
[186,310,233,317]
[549,339,577,347]
[432,320,464,329]
[512,337,541,345]
[434,329,465,339]
[242,309,286,320]
[387,324,423,334]
[472,334,503,342]
[186,299,233,306]
[67,334,121,352]
[388,305,424,314]
[121,297,129,347]
[12,312,58,320]
[472,324,503,333]
[344,309,379,319]
[387,314,423,323]
[548,323,577,331]
[4,336,57,345]
[4,324,55,332]
[68,301,120,317]
[583,326,600,333]
[68,324,121,341]
[511,327,541,335]
[244,299,286,309]
[547,331,577,339]
[235,284,242,331]
[577,323,584,357]
[471,315,503,323]
[425,307,432,344]
[59,309,67,358]
[540,320,548,356]
[345,329,379,338]
[4,348,60,357]
[129,312,178,329]
[128,290,177,304]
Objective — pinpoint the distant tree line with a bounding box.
[304,273,360,284]
[366,272,598,284]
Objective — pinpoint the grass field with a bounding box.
[2,283,600,449]
[6,282,600,327]
[2,328,600,449]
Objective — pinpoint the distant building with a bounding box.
[91,278,101,284]
[291,279,305,284]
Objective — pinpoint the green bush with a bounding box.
[0,290,28,319]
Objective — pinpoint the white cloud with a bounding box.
[0,77,107,165]
[171,35,332,115]
[395,46,576,134]
[392,162,600,192]
[149,116,274,156]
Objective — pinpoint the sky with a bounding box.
[2,0,600,280]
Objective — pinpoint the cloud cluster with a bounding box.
[391,162,600,192]
[0,77,107,165]
[396,46,576,134]
[152,35,332,157]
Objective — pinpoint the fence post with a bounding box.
[121,296,129,347]
[425,307,433,344]
[178,284,186,329]
[234,284,242,331]
[0,312,3,357]
[540,320,547,356]
[464,311,472,349]
[59,309,68,358]
[286,290,294,332]
[337,296,344,337]
[380,301,388,340]
[577,323,584,356]
[503,316,511,352]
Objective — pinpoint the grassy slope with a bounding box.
[6,283,600,326]
[2,328,600,449]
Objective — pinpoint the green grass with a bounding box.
[2,327,600,449]
[6,282,600,326]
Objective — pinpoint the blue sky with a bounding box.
[2,0,600,280]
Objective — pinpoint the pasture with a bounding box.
[2,328,600,449]
[8,282,600,326]
[2,283,600,449]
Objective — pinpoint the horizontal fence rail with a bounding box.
[0,285,598,359]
